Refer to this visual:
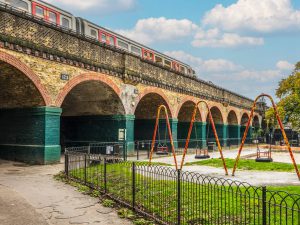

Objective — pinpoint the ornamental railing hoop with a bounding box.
[180,101,229,175]
[149,105,178,170]
[232,93,300,180]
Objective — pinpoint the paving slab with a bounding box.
[0,159,132,225]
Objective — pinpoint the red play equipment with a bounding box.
[149,105,178,170]
[180,101,229,175]
[232,94,300,180]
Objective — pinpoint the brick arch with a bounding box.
[240,112,250,126]
[176,97,204,122]
[227,110,239,125]
[0,50,51,105]
[55,72,122,107]
[208,105,225,124]
[135,87,174,118]
[175,97,197,118]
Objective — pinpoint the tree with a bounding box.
[271,63,300,132]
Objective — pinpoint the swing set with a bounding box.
[149,105,179,170]
[232,94,300,180]
[148,94,300,181]
[149,102,228,175]
[180,101,228,174]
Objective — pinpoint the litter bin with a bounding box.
[207,142,215,152]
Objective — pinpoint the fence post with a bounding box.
[65,152,69,178]
[262,186,267,225]
[84,154,87,184]
[137,142,139,161]
[132,162,136,210]
[104,158,107,193]
[177,169,181,225]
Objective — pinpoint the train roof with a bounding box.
[36,0,74,16]
[78,17,192,69]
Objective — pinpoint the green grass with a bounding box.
[185,158,296,172]
[68,162,300,225]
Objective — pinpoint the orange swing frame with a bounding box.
[180,101,229,175]
[149,105,179,170]
[232,94,300,180]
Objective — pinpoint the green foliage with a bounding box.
[274,63,300,131]
[265,106,285,129]
[118,208,135,219]
[185,158,296,172]
[102,199,115,208]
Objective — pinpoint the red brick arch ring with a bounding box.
[55,72,122,107]
[175,97,208,122]
[135,87,175,118]
[0,51,51,105]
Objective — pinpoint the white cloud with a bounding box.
[44,0,136,13]
[164,51,287,99]
[192,28,264,48]
[164,51,242,73]
[203,0,300,33]
[116,17,198,45]
[276,60,294,71]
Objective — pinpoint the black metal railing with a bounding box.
[65,151,300,225]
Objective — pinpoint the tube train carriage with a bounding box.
[1,0,196,76]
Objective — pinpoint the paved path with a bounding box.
[0,160,132,225]
[149,148,300,186]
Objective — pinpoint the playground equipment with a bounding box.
[194,113,210,159]
[232,94,300,180]
[149,105,178,170]
[156,118,169,155]
[255,132,273,162]
[180,101,229,175]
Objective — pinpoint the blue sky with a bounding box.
[45,0,300,100]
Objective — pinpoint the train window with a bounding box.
[131,46,141,55]
[188,69,191,74]
[109,36,115,46]
[8,0,28,10]
[48,12,56,23]
[155,56,163,64]
[164,60,171,68]
[118,40,128,50]
[101,34,106,42]
[62,17,70,28]
[90,29,97,38]
[35,6,44,17]
[180,66,185,73]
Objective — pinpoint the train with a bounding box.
[0,0,196,76]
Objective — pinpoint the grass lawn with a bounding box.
[68,161,300,225]
[185,158,297,172]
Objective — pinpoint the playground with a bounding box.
[146,94,300,186]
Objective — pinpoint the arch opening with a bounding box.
[177,101,202,148]
[240,113,252,142]
[0,60,57,164]
[207,106,226,146]
[134,93,173,144]
[227,110,239,146]
[60,80,128,149]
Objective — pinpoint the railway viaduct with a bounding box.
[0,6,262,164]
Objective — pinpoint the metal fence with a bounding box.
[65,151,300,225]
[132,138,259,160]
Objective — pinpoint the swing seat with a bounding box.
[156,144,169,155]
[256,148,272,162]
[195,149,210,159]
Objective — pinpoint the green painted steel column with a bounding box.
[199,122,207,148]
[170,119,178,148]
[0,107,62,165]
[124,115,135,153]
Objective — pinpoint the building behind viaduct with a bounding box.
[0,6,262,164]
